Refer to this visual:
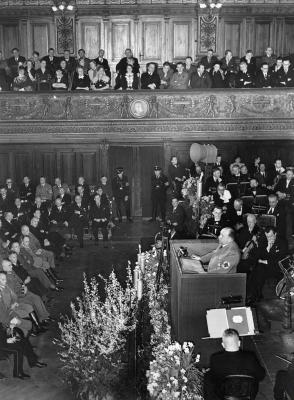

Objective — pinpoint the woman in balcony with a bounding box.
[35,60,52,91]
[52,68,68,91]
[210,62,225,88]
[115,64,139,90]
[72,66,90,91]
[12,66,34,92]
[90,66,110,91]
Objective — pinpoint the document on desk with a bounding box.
[181,258,206,273]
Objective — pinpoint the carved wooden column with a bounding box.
[198,14,218,54]
[99,142,110,178]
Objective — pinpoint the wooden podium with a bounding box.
[170,240,247,342]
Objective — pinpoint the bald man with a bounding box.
[204,328,265,399]
[192,227,240,273]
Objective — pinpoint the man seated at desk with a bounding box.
[192,227,241,273]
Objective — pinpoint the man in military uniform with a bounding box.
[69,195,88,248]
[150,166,169,222]
[112,167,132,223]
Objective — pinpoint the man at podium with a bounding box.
[192,227,241,273]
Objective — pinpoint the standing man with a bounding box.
[42,48,60,76]
[168,156,186,198]
[94,49,110,78]
[150,166,169,222]
[116,48,140,76]
[7,48,26,78]
[112,167,132,223]
[69,195,88,248]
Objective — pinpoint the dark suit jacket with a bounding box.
[94,57,110,77]
[42,55,60,74]
[168,205,186,233]
[7,56,26,77]
[240,56,257,75]
[255,71,274,88]
[275,178,294,203]
[200,55,218,71]
[60,57,76,74]
[266,202,287,238]
[190,71,212,89]
[204,176,222,195]
[116,57,140,75]
[235,71,255,88]
[140,72,161,89]
[276,68,294,87]
[210,70,225,88]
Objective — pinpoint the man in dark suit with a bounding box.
[204,168,223,196]
[166,197,186,239]
[213,154,228,178]
[94,49,110,78]
[116,48,140,75]
[227,198,250,230]
[200,48,218,72]
[150,166,169,222]
[255,163,270,189]
[267,193,287,238]
[141,62,161,90]
[19,176,35,205]
[112,167,132,223]
[42,48,60,75]
[0,187,13,217]
[245,178,266,197]
[275,168,294,236]
[276,58,294,87]
[190,63,212,89]
[255,63,274,88]
[69,195,88,248]
[235,61,255,88]
[7,48,26,78]
[60,49,76,74]
[247,226,288,304]
[204,328,265,400]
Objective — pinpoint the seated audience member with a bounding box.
[245,178,266,197]
[60,49,76,74]
[12,66,34,91]
[184,56,197,80]
[214,154,227,177]
[42,48,59,76]
[94,49,111,78]
[240,49,257,76]
[249,155,261,177]
[99,176,113,201]
[35,60,52,91]
[204,328,265,400]
[75,176,90,199]
[236,213,260,273]
[141,62,160,90]
[255,163,270,189]
[3,259,50,329]
[275,168,294,235]
[204,168,223,195]
[1,211,19,242]
[190,163,204,181]
[247,226,288,304]
[88,60,98,86]
[210,62,225,88]
[0,51,10,91]
[19,176,35,205]
[76,49,90,74]
[72,66,90,90]
[168,156,187,198]
[227,164,242,198]
[11,241,55,292]
[32,51,41,71]
[52,177,70,200]
[271,56,283,85]
[166,197,186,239]
[0,271,33,337]
[227,198,250,231]
[190,63,212,89]
[169,62,189,90]
[31,196,49,219]
[192,227,240,273]
[115,64,139,90]
[12,197,30,227]
[200,48,218,72]
[7,48,26,78]
[69,195,89,248]
[49,197,70,236]
[200,206,227,238]
[276,58,294,87]
[90,194,110,247]
[90,66,110,91]
[35,177,53,204]
[268,158,286,188]
[261,46,277,69]
[230,155,244,171]
[56,187,71,207]
[5,178,18,202]
[255,63,274,88]
[52,68,68,90]
[0,318,46,379]
[59,59,70,83]
[235,61,255,88]
[220,49,238,88]
[240,165,250,182]
[75,185,90,208]
[158,61,174,89]
[116,48,140,76]
[213,183,232,209]
[0,187,13,217]
[25,59,36,88]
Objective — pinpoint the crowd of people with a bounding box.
[0,45,294,91]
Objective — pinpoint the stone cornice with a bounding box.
[1,89,294,143]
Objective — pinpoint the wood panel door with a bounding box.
[32,23,49,56]
[35,151,57,184]
[172,21,191,61]
[59,151,76,185]
[14,151,33,184]
[254,21,271,57]
[75,151,99,185]
[141,21,163,63]
[111,21,131,61]
[223,22,241,57]
[284,20,294,55]
[81,22,101,60]
[2,24,19,59]
[0,151,10,185]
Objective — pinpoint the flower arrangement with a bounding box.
[182,177,198,200]
[55,268,137,400]
[143,252,204,400]
[198,196,215,229]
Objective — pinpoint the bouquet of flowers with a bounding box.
[198,196,215,229]
[147,342,204,400]
[182,177,198,200]
[55,268,137,400]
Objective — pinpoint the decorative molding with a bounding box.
[56,14,75,54]
[199,14,217,52]
[1,90,294,142]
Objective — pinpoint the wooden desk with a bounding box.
[170,240,246,342]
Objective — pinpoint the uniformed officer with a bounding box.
[150,166,169,222]
[111,167,132,222]
[69,195,88,248]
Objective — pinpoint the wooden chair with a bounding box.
[222,374,256,400]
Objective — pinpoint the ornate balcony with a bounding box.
[0,89,293,143]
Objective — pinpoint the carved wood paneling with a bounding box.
[0,152,10,184]
[2,24,19,58]
[172,21,191,60]
[142,21,162,61]
[59,151,76,183]
[81,22,100,59]
[284,20,294,55]
[111,21,131,61]
[223,21,241,56]
[254,21,271,56]
[32,23,49,55]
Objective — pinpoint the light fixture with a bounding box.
[199,2,207,8]
[198,0,222,12]
[52,0,75,13]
